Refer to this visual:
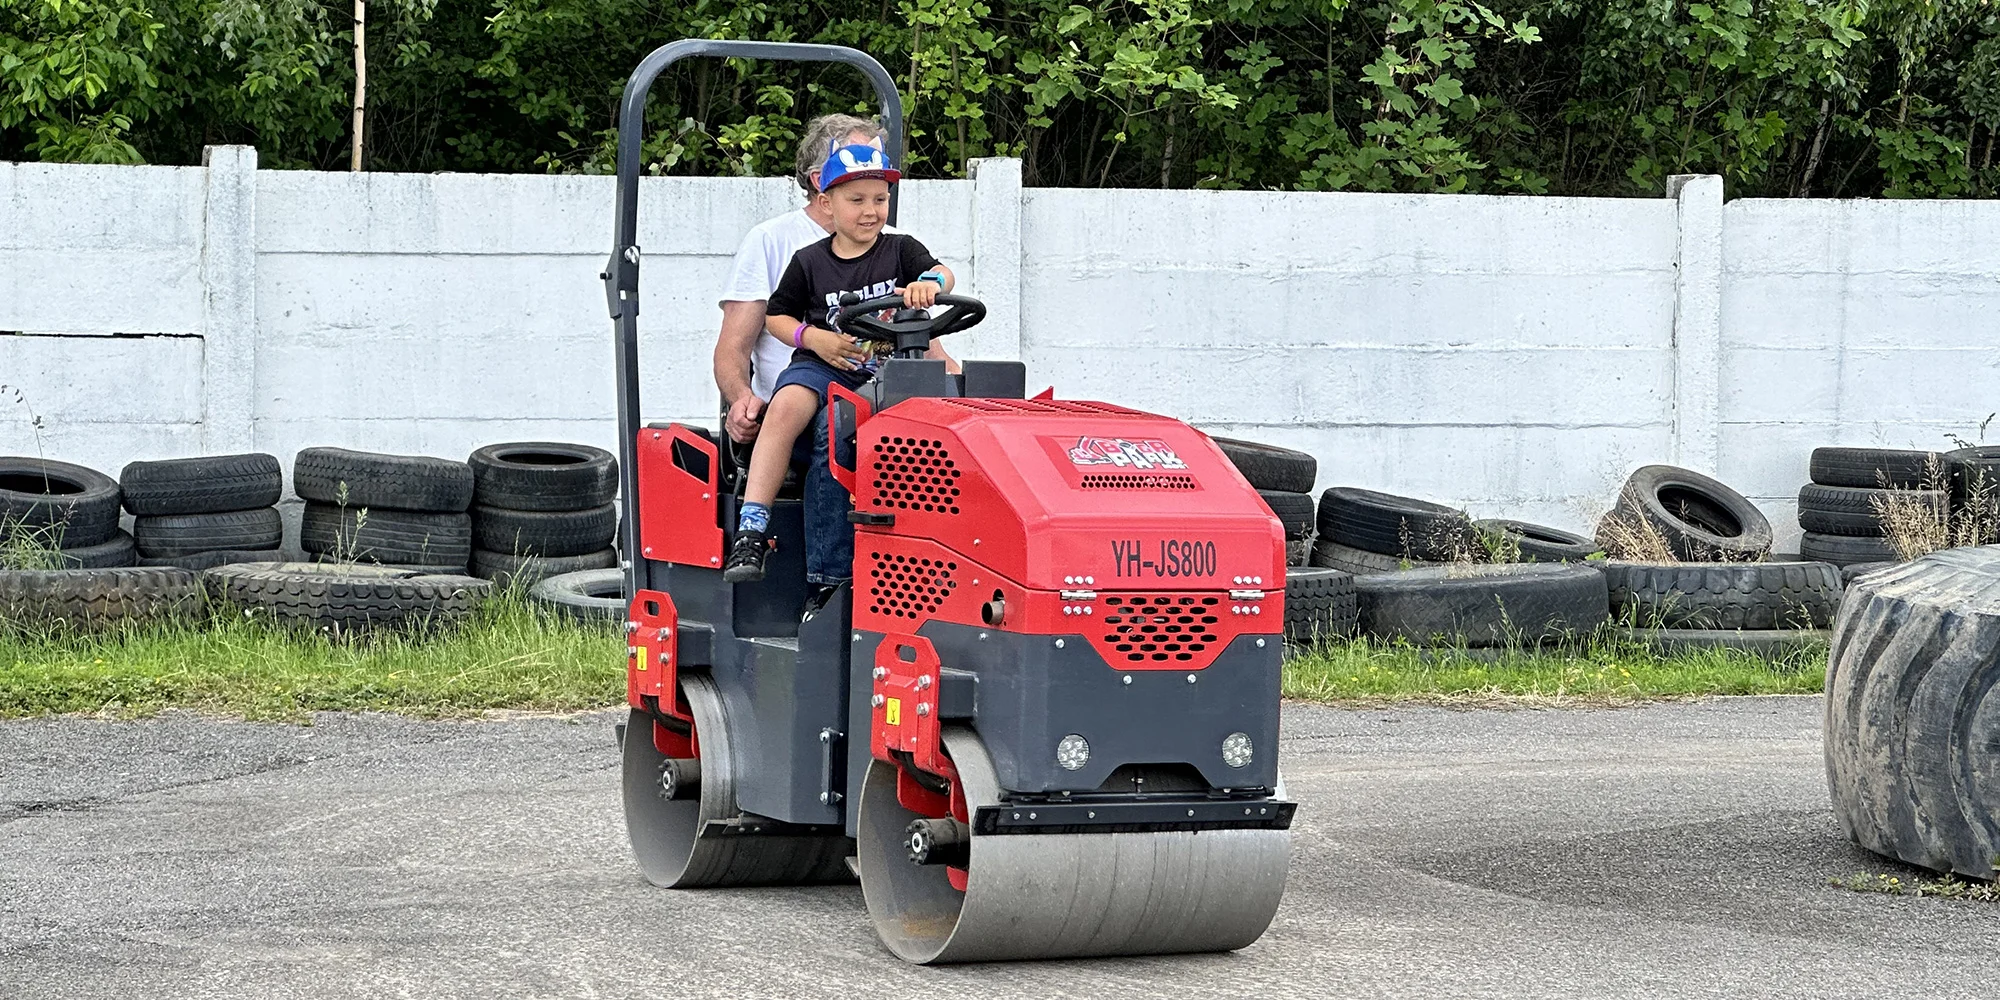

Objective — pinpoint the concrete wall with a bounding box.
[4,149,1997,546]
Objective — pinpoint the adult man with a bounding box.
[713,114,882,444]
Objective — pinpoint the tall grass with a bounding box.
[0,592,624,720]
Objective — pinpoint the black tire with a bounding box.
[202,562,489,631]
[470,503,617,558]
[1317,487,1474,561]
[1599,560,1842,630]
[470,547,618,588]
[138,548,283,572]
[1353,563,1609,647]
[132,508,283,558]
[1840,560,1901,584]
[119,453,282,516]
[53,530,138,569]
[1826,548,2000,878]
[293,447,474,513]
[1796,484,1944,537]
[1618,627,1829,658]
[1800,532,1900,567]
[1944,446,2000,537]
[1308,539,1439,576]
[1598,465,1771,561]
[298,503,473,566]
[1257,490,1315,541]
[1473,519,1597,562]
[1809,447,1945,490]
[1212,437,1317,493]
[311,555,467,576]
[530,567,626,623]
[0,457,121,547]
[1283,566,1357,643]
[468,442,618,512]
[0,567,201,627]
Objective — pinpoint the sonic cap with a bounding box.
[818,142,901,191]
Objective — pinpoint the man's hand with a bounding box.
[725,392,767,443]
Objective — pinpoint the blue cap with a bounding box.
[817,142,901,192]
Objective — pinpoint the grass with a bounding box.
[1283,633,1826,704]
[0,590,1826,719]
[0,595,626,720]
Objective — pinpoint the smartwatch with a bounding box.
[918,269,946,289]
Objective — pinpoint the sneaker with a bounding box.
[722,529,770,583]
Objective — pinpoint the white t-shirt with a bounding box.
[719,208,895,400]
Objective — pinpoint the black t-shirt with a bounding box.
[766,233,941,333]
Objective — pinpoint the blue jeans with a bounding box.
[804,407,856,585]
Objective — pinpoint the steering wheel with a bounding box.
[834,292,987,350]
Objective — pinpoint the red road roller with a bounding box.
[604,40,1294,963]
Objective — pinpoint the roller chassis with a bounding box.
[605,40,1294,964]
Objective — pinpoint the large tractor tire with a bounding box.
[1825,547,2000,879]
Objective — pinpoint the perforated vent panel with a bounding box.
[866,552,960,619]
[1101,594,1222,663]
[1080,473,1197,490]
[870,436,962,515]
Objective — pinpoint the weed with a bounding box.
[1869,445,2000,560]
[1830,872,2000,902]
[0,515,68,571]
[1594,499,1678,563]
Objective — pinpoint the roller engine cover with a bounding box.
[852,396,1287,795]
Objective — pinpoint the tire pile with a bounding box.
[1795,446,1950,572]
[123,453,285,569]
[467,443,620,586]
[1210,433,1842,653]
[296,447,476,573]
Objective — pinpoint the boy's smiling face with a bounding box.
[822,178,890,244]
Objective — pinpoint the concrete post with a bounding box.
[1667,174,1723,473]
[966,157,1023,361]
[200,145,258,453]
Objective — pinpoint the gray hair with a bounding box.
[796,113,883,194]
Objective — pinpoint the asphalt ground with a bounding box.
[0,697,1987,999]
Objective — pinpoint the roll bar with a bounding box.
[603,40,905,592]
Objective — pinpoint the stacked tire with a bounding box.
[1212,438,1318,567]
[1796,447,1946,567]
[0,457,132,568]
[1309,488,1469,573]
[466,443,619,587]
[122,453,284,570]
[295,447,475,573]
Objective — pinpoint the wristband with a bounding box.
[792,321,809,349]
[918,269,945,289]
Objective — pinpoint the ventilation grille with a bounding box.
[941,398,1139,415]
[866,552,959,619]
[1102,594,1222,662]
[870,436,962,515]
[1080,473,1197,490]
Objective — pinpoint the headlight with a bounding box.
[1221,732,1253,768]
[1056,733,1091,771]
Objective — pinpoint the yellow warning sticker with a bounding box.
[885,698,901,725]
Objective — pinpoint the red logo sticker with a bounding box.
[1066,436,1188,471]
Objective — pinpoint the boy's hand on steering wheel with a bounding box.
[898,281,940,310]
[807,327,870,372]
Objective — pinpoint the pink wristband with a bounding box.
[792,321,809,349]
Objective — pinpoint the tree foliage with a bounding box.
[4,0,2000,197]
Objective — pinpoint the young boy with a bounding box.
[723,141,957,583]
